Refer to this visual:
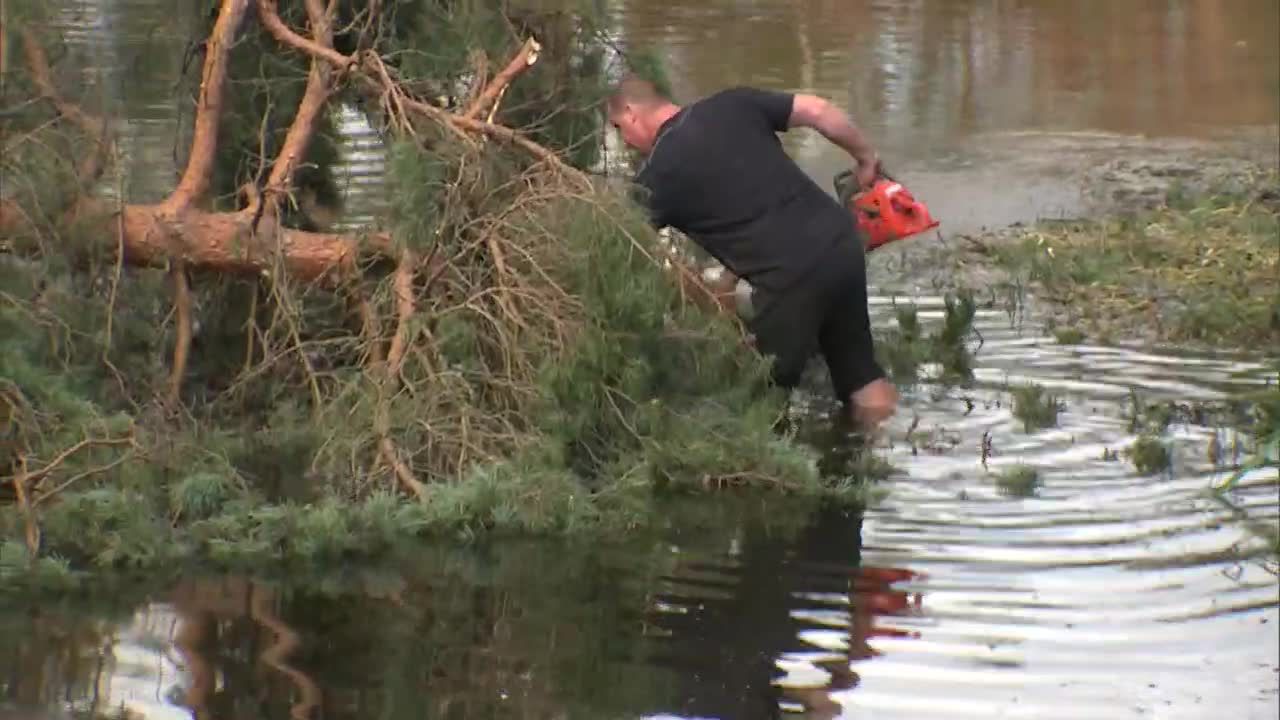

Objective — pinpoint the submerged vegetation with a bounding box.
[1011,383,1062,433]
[1126,435,1172,476]
[874,291,979,386]
[0,0,882,582]
[995,464,1041,498]
[986,168,1280,348]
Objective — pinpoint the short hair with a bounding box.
[607,74,670,114]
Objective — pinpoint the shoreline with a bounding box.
[863,134,1280,352]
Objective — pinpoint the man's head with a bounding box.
[607,75,680,154]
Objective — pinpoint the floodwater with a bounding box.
[4,0,1280,718]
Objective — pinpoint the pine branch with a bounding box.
[168,0,251,209]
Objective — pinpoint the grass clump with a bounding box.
[995,465,1041,497]
[988,169,1280,348]
[874,290,978,385]
[1011,383,1062,432]
[1052,326,1086,345]
[1127,435,1172,476]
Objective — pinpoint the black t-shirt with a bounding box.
[634,86,856,295]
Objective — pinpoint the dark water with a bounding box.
[5,0,1280,718]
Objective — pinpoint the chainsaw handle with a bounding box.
[833,163,893,186]
[833,162,894,205]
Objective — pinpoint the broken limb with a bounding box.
[254,0,574,173]
[462,37,542,121]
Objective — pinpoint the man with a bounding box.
[606,75,898,431]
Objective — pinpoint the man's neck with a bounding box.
[651,102,682,133]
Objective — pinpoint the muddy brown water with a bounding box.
[4,1,1279,718]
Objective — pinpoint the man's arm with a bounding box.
[788,93,880,185]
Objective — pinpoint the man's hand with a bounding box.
[855,152,881,189]
[851,378,898,432]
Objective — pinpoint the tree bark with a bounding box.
[103,202,394,283]
[167,0,251,210]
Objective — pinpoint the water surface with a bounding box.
[4,1,1279,718]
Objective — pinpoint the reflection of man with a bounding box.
[606,76,898,430]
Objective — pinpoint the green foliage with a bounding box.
[1127,435,1171,476]
[0,261,141,486]
[874,291,977,385]
[931,291,977,382]
[169,471,241,521]
[385,139,450,252]
[1011,383,1062,432]
[531,193,799,486]
[1052,326,1086,344]
[1212,379,1280,496]
[36,488,177,568]
[989,169,1280,348]
[0,2,882,581]
[367,0,611,170]
[619,44,675,100]
[0,540,78,594]
[995,465,1041,497]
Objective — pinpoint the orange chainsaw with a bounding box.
[834,167,940,252]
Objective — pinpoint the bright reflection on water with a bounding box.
[3,0,1278,718]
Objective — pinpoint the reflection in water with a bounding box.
[6,0,1280,718]
[0,496,923,720]
[643,500,925,719]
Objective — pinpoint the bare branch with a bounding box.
[462,37,541,121]
[380,436,427,499]
[168,0,251,208]
[255,0,578,175]
[23,434,136,487]
[168,262,193,405]
[259,0,338,213]
[385,249,416,377]
[32,450,137,508]
[257,0,351,71]
[12,458,40,555]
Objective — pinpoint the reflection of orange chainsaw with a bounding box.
[834,167,940,252]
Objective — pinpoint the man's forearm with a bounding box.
[788,93,878,168]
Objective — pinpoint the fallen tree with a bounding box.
[0,0,881,576]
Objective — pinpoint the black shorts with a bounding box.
[747,233,885,403]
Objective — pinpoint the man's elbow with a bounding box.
[788,93,837,130]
